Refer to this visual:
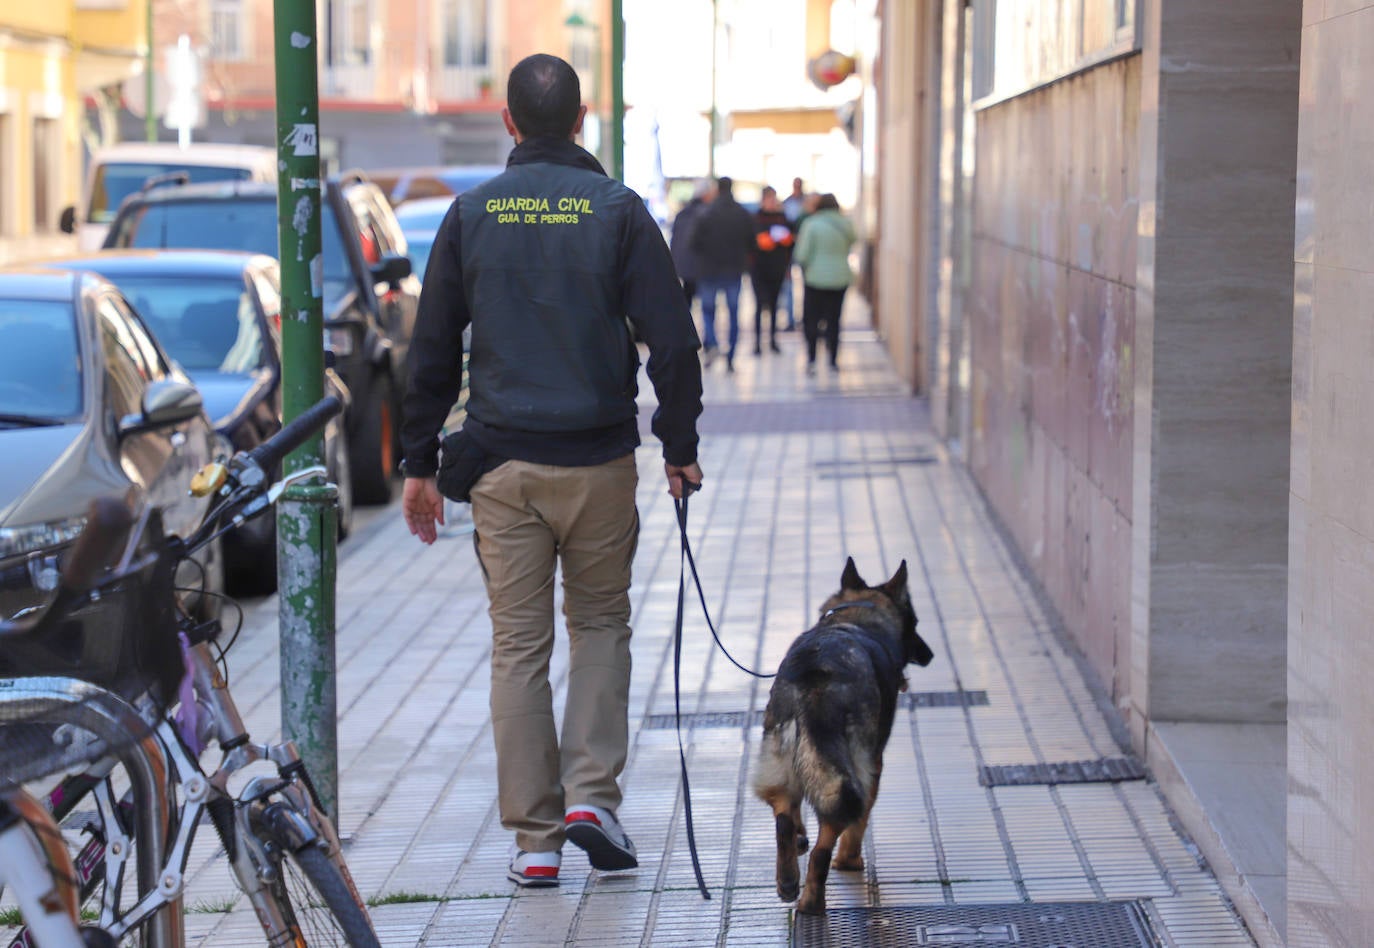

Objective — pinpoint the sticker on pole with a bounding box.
[285,123,317,156]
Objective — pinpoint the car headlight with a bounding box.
[325,326,355,357]
[0,517,86,616]
[0,516,88,560]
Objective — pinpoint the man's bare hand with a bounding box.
[402,477,446,544]
[665,461,704,500]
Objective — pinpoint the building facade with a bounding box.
[872,0,1374,944]
[0,0,146,264]
[119,0,615,171]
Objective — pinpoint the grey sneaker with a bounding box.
[508,847,560,888]
[565,804,638,871]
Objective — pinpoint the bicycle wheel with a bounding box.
[272,844,380,948]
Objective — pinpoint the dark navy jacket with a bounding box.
[401,137,702,475]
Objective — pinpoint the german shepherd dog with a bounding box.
[753,558,934,914]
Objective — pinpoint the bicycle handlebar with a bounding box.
[59,498,133,593]
[245,396,342,475]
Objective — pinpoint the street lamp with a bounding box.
[565,5,624,181]
[564,11,603,163]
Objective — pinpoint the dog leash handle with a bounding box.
[674,492,712,900]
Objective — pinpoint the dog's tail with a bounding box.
[796,709,870,826]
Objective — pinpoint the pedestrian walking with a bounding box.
[778,177,808,331]
[793,193,856,374]
[669,179,714,309]
[399,53,704,890]
[690,175,756,372]
[750,186,793,355]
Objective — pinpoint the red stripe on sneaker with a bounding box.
[523,866,559,878]
[566,810,603,826]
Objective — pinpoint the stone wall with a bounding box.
[966,58,1140,698]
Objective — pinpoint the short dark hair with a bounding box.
[817,193,840,211]
[717,176,734,196]
[761,186,777,199]
[507,54,581,139]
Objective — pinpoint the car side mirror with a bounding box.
[370,253,412,287]
[59,206,76,234]
[119,380,204,436]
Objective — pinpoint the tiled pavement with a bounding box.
[6,300,1257,946]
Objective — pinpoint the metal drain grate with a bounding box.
[814,455,939,479]
[905,689,989,709]
[979,757,1148,787]
[813,455,939,468]
[641,710,759,729]
[642,692,989,730]
[792,900,1159,947]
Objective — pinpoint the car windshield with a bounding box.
[123,200,353,306]
[0,300,82,422]
[117,277,266,375]
[88,163,255,224]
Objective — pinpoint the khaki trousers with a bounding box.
[470,454,639,854]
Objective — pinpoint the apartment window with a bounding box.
[33,117,58,232]
[441,0,489,68]
[0,115,8,236]
[974,0,1137,104]
[210,0,247,61]
[1116,0,1136,32]
[326,0,372,66]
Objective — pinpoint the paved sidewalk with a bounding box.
[158,303,1248,944]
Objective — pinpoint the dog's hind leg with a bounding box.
[793,802,809,854]
[833,816,867,871]
[834,756,881,871]
[765,793,802,903]
[797,821,841,914]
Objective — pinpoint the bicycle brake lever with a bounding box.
[266,465,328,504]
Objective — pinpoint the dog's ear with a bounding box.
[840,557,866,591]
[881,560,910,598]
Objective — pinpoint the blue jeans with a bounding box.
[697,274,742,354]
[780,272,795,328]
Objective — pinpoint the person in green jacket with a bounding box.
[792,193,856,373]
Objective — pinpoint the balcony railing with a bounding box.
[435,65,494,103]
[236,42,499,107]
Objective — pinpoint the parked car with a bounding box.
[101,172,418,504]
[366,164,503,208]
[60,142,277,252]
[392,196,455,280]
[0,268,222,626]
[38,250,355,592]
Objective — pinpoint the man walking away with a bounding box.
[690,175,756,372]
[400,53,704,890]
[669,179,714,309]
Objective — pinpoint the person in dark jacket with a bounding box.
[689,175,756,372]
[750,186,793,355]
[400,53,704,890]
[669,179,713,308]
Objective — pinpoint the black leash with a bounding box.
[671,483,776,901]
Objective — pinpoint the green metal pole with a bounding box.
[611,0,624,181]
[145,0,155,141]
[272,0,340,820]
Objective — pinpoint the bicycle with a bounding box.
[0,396,380,947]
[0,783,111,947]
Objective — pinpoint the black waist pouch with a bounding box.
[436,429,503,503]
